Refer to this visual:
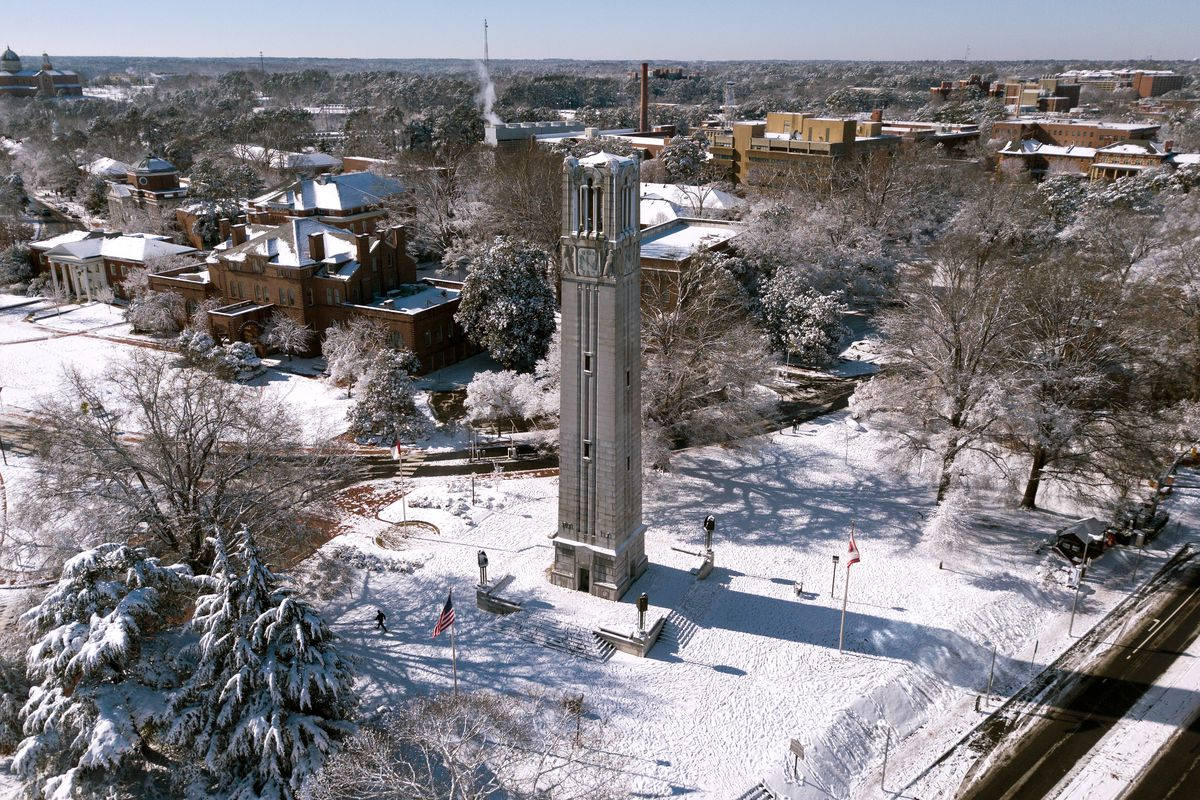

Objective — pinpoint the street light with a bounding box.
[477,549,489,587]
[830,554,840,597]
[703,514,716,552]
[637,592,649,634]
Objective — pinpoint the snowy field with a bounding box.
[306,414,1198,800]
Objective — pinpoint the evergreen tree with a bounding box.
[454,237,556,372]
[14,544,195,799]
[346,349,429,444]
[179,528,356,800]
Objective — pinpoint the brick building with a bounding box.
[107,155,190,222]
[997,138,1193,181]
[991,118,1161,150]
[1057,69,1187,98]
[149,217,473,372]
[33,230,199,301]
[247,171,407,235]
[0,49,82,97]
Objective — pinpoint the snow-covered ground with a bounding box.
[305,413,1194,799]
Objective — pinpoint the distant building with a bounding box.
[149,217,474,371]
[990,78,1081,113]
[639,218,744,279]
[230,144,342,178]
[247,171,408,235]
[929,74,993,104]
[34,230,199,301]
[997,137,1194,181]
[0,49,82,97]
[639,183,742,226]
[991,118,1161,150]
[1056,69,1187,98]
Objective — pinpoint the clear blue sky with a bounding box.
[5,0,1198,61]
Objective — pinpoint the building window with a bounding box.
[627,456,631,471]
[306,288,313,306]
[424,331,432,346]
[287,288,295,305]
[326,288,333,304]
[625,369,630,387]
[584,353,593,372]
[278,288,286,305]
[582,440,592,460]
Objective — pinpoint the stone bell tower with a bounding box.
[550,152,647,601]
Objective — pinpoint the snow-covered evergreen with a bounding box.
[14,543,195,799]
[346,350,429,444]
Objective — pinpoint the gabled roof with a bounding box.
[251,170,405,213]
[219,218,363,278]
[86,157,133,179]
[30,229,102,252]
[1095,139,1168,156]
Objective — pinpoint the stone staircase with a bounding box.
[731,781,774,800]
[659,610,700,654]
[493,612,615,663]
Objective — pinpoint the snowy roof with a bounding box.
[1004,117,1158,131]
[222,218,363,277]
[1095,140,1167,156]
[362,282,460,314]
[30,229,100,251]
[86,157,133,178]
[251,170,405,213]
[577,151,638,168]
[1000,139,1096,159]
[640,218,745,262]
[1171,153,1200,166]
[233,144,342,172]
[44,233,198,264]
[640,182,742,226]
[132,155,178,174]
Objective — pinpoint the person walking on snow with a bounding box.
[375,608,388,633]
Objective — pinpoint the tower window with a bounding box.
[626,370,631,387]
[583,441,592,460]
[584,353,593,372]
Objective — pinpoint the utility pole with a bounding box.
[1069,562,1087,636]
[259,50,264,73]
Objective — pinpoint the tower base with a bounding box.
[549,527,647,601]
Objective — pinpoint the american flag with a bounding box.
[390,440,402,461]
[847,530,861,568]
[432,590,455,637]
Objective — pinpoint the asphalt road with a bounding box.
[956,559,1200,800]
[1123,706,1200,800]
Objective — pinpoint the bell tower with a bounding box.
[550,152,647,601]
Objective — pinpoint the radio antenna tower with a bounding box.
[483,19,489,67]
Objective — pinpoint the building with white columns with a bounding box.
[37,231,198,301]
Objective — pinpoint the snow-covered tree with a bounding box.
[346,349,429,444]
[322,317,390,394]
[215,341,265,382]
[659,135,709,184]
[262,312,313,361]
[172,527,355,800]
[14,543,195,799]
[454,236,556,372]
[127,290,185,336]
[177,326,218,367]
[759,280,848,366]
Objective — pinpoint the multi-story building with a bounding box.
[929,74,993,104]
[33,230,199,301]
[107,155,191,222]
[149,217,474,372]
[991,118,1161,150]
[997,138,1194,181]
[707,111,898,184]
[246,171,407,235]
[1057,69,1187,98]
[0,49,82,97]
[991,78,1081,113]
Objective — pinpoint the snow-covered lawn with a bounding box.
[307,414,1196,799]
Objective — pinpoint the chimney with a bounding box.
[871,108,883,123]
[355,232,371,266]
[231,223,248,246]
[219,218,230,241]
[640,62,650,133]
[308,231,325,262]
[1164,139,1174,152]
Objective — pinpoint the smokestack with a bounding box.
[640,62,649,133]
[307,231,325,262]
[231,223,247,246]
[219,218,230,241]
[871,108,883,123]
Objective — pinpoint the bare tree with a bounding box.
[309,691,626,800]
[23,350,354,570]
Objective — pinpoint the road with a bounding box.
[1123,706,1200,800]
[956,558,1200,800]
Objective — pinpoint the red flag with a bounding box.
[847,531,861,569]
[432,590,455,637]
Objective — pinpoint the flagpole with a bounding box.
[450,620,459,695]
[839,564,850,654]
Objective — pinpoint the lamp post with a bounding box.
[477,549,489,588]
[830,554,839,598]
[703,514,715,552]
[1069,561,1088,636]
[637,592,649,635]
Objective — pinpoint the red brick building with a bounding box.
[992,118,1161,150]
[35,231,199,301]
[0,49,82,97]
[247,171,408,235]
[150,217,475,373]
